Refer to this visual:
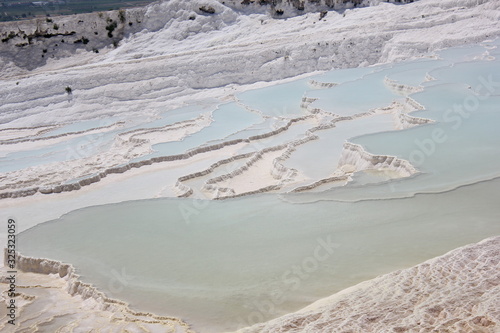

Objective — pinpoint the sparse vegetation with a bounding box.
[65,86,72,94]
[199,6,216,14]
[53,23,59,30]
[106,20,118,38]
[118,9,126,23]
[74,36,89,44]
[1,31,17,43]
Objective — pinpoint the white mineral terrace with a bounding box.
[0,0,500,332]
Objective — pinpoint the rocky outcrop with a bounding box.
[0,9,145,70]
[0,0,419,72]
[224,0,416,17]
[338,142,417,177]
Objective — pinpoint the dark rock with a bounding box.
[199,6,216,14]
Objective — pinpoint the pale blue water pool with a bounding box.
[283,114,394,179]
[237,78,312,117]
[19,178,500,332]
[144,103,264,158]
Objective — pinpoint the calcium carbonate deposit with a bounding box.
[1,0,500,332]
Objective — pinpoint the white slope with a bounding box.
[238,235,500,333]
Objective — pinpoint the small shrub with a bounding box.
[118,9,126,23]
[53,23,59,30]
[106,21,118,38]
[46,18,53,23]
[199,6,215,14]
[65,86,72,94]
[73,37,89,44]
[2,31,17,43]
[275,9,284,16]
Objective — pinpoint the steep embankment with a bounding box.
[0,0,411,73]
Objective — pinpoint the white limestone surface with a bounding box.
[238,236,500,333]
